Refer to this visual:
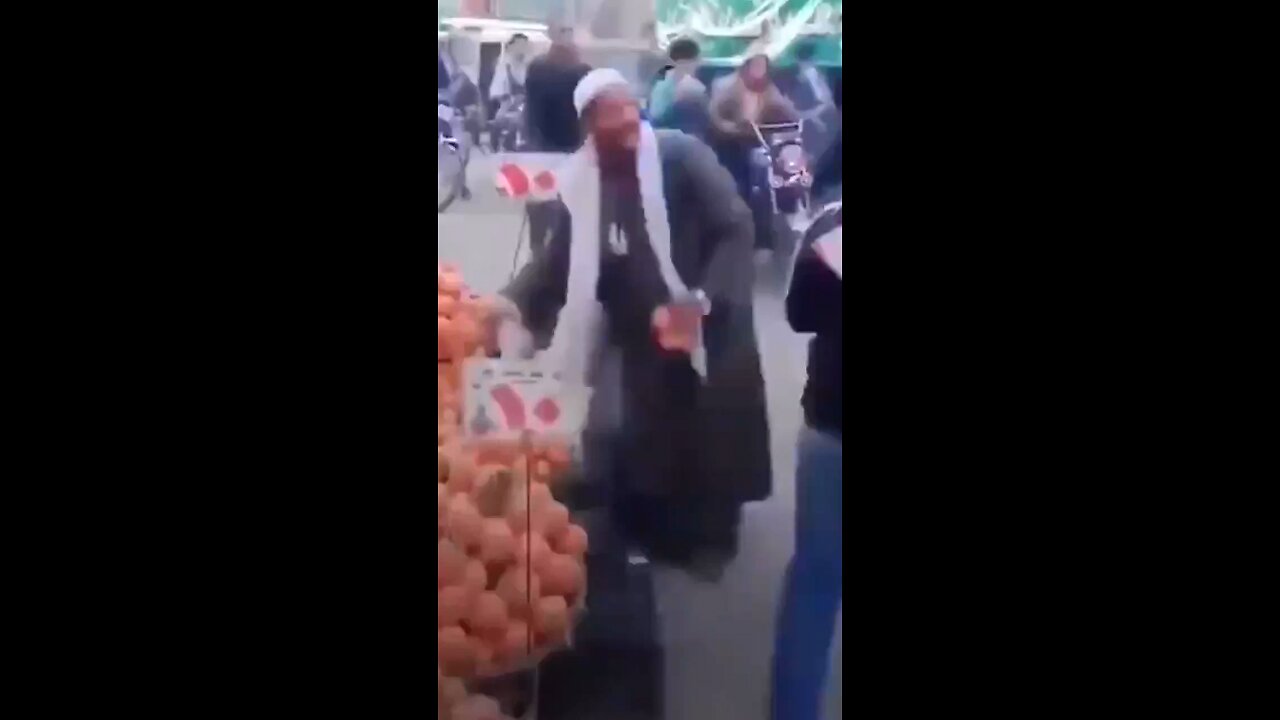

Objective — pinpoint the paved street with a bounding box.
[439,152,841,720]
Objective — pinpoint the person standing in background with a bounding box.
[790,42,835,126]
[811,72,842,203]
[525,24,591,153]
[488,33,532,152]
[709,54,799,143]
[648,37,709,139]
[441,30,482,121]
[488,33,531,107]
[788,41,839,165]
[771,200,843,720]
[523,24,591,255]
[441,32,484,201]
[636,21,669,101]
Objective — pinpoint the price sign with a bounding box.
[462,357,589,441]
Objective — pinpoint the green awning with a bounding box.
[657,0,842,66]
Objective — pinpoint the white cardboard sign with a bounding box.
[461,357,588,441]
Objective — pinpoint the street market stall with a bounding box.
[438,265,661,720]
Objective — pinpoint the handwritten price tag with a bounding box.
[462,357,589,441]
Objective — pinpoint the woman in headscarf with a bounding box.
[494,70,772,574]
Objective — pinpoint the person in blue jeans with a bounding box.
[772,199,843,719]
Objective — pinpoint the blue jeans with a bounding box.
[772,427,843,720]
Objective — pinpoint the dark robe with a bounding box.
[503,130,772,559]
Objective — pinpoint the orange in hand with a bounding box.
[652,301,702,353]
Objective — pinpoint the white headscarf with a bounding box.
[549,69,703,385]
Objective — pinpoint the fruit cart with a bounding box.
[439,264,662,720]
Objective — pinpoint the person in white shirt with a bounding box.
[488,33,532,152]
[488,33,530,104]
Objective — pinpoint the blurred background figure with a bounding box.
[787,41,839,171]
[441,28,485,203]
[488,33,531,151]
[637,20,669,100]
[772,197,843,720]
[525,23,592,154]
[648,37,709,139]
[441,28,484,143]
[710,53,799,250]
[488,32,530,110]
[524,22,592,255]
[790,41,835,122]
[811,72,842,203]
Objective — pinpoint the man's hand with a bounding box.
[484,296,534,359]
[651,296,706,353]
[498,320,535,359]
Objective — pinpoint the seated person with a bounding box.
[709,54,799,247]
[708,53,799,196]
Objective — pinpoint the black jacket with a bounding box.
[524,55,590,152]
[787,201,843,436]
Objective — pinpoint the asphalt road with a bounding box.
[439,151,842,720]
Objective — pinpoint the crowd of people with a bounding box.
[440,28,843,720]
[438,30,840,200]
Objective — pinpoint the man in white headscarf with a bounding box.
[497,69,772,573]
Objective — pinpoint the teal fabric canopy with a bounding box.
[656,0,842,66]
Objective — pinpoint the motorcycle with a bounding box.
[438,95,470,214]
[751,120,812,221]
[747,120,812,272]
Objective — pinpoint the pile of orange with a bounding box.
[438,262,490,410]
[438,264,587,687]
